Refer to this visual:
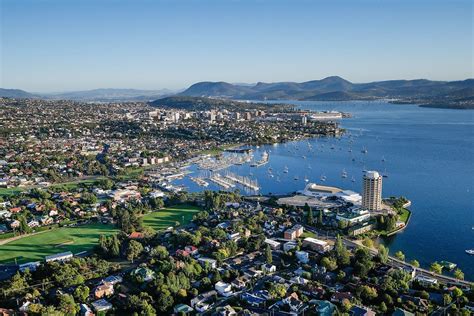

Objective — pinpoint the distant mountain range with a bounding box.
[2,76,473,108]
[178,76,474,107]
[0,88,174,102]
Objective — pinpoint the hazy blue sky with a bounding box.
[1,0,472,92]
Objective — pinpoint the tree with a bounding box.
[354,247,374,278]
[452,287,463,298]
[18,215,31,234]
[269,283,287,299]
[337,270,346,281]
[265,244,273,264]
[120,209,131,233]
[58,294,79,316]
[430,262,443,274]
[73,285,90,303]
[377,244,389,264]
[341,299,352,312]
[453,268,464,280]
[443,293,452,306]
[10,271,28,295]
[320,256,338,271]
[410,259,420,268]
[360,285,378,302]
[394,251,405,261]
[127,240,144,262]
[110,235,121,257]
[362,238,374,248]
[305,203,313,225]
[98,178,114,190]
[156,289,174,312]
[420,290,429,299]
[379,302,387,313]
[151,245,169,260]
[335,235,350,266]
[318,210,323,225]
[338,220,348,230]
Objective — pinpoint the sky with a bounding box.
[1,0,473,92]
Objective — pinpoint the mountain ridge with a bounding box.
[177,76,474,108]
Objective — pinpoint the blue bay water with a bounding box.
[175,101,474,279]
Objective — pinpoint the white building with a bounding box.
[45,251,73,263]
[362,171,382,210]
[336,208,371,224]
[261,263,277,274]
[215,281,233,297]
[302,237,331,253]
[264,238,281,250]
[198,257,217,269]
[336,190,362,205]
[301,183,342,197]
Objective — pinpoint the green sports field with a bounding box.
[0,223,117,264]
[142,204,202,231]
[0,205,202,264]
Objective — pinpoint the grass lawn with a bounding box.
[398,208,411,223]
[143,204,202,231]
[0,187,24,197]
[115,166,157,181]
[0,223,117,264]
[50,178,105,191]
[0,177,106,198]
[301,231,317,238]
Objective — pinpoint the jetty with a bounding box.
[223,171,260,191]
[189,176,209,187]
[209,174,235,189]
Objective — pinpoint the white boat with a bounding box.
[341,169,348,178]
[466,249,474,255]
[320,175,327,182]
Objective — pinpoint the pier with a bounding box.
[209,174,235,189]
[223,171,260,191]
[189,176,209,187]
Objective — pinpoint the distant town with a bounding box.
[0,96,472,315]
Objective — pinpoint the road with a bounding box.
[303,225,473,287]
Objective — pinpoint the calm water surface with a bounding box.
[175,101,474,279]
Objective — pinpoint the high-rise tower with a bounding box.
[362,171,382,210]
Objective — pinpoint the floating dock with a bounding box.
[189,176,209,187]
[209,174,235,189]
[223,171,260,191]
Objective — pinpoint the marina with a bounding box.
[223,171,260,191]
[209,173,235,189]
[171,100,474,278]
